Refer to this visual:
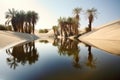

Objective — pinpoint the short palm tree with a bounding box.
[86,8,97,31]
[52,25,59,37]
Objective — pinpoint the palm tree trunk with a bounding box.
[21,23,24,33]
[29,22,31,34]
[12,18,17,32]
[88,15,93,32]
[60,26,63,36]
[33,23,35,34]
[88,22,92,31]
[69,25,72,36]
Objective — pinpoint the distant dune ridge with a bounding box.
[79,19,120,55]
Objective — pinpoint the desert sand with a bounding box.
[79,20,120,55]
[0,31,38,50]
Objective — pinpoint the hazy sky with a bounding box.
[0,0,120,29]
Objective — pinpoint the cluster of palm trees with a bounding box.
[55,7,82,37]
[57,16,80,37]
[5,8,38,34]
[53,7,97,37]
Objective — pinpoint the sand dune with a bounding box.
[0,31,38,50]
[0,29,54,51]
[79,20,120,55]
[80,20,120,40]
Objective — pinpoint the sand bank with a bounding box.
[79,20,120,55]
[0,31,38,50]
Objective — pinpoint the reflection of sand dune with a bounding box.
[80,20,120,55]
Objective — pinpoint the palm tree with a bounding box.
[26,11,32,33]
[11,10,26,32]
[86,8,97,31]
[52,25,59,38]
[19,10,25,32]
[5,8,17,31]
[58,17,62,36]
[31,11,38,34]
[15,12,21,32]
[73,7,82,20]
[67,17,73,36]
[58,17,66,37]
[73,7,82,35]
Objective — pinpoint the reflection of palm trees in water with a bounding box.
[53,38,81,69]
[6,41,39,69]
[52,38,60,47]
[73,52,81,69]
[86,45,96,69]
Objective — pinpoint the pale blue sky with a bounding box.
[0,0,120,29]
[38,0,120,28]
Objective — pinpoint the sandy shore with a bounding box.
[0,31,38,51]
[79,20,120,55]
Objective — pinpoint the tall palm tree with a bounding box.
[58,17,65,37]
[73,7,82,20]
[67,17,73,36]
[26,11,32,33]
[15,12,21,32]
[86,8,97,31]
[12,10,25,32]
[73,7,82,35]
[5,9,38,34]
[5,8,17,31]
[31,11,38,34]
[19,10,25,32]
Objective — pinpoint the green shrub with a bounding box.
[39,29,48,33]
[85,27,90,33]
[39,40,48,43]
[6,26,12,31]
[44,29,48,33]
[0,25,7,30]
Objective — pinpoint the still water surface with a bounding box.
[0,38,120,80]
